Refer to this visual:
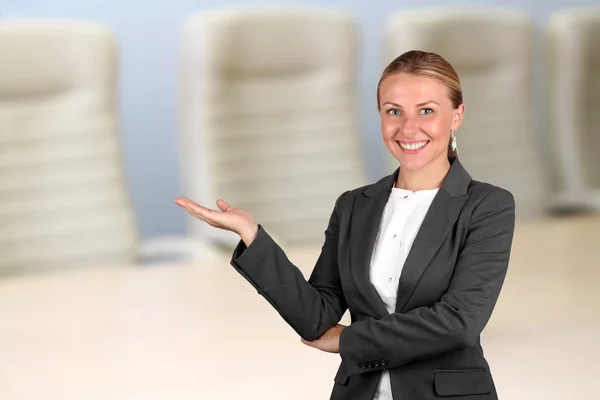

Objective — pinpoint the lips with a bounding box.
[397,140,429,153]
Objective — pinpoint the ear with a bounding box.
[451,103,465,131]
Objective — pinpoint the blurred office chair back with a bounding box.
[546,8,600,211]
[0,20,138,274]
[384,7,547,219]
[179,7,367,246]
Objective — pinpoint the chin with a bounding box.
[389,148,431,171]
[396,157,431,171]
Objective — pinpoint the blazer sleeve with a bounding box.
[229,191,349,341]
[338,188,516,376]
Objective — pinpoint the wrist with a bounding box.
[240,223,259,246]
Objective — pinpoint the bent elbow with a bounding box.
[298,324,329,342]
[300,331,321,342]
[457,328,480,348]
[294,321,325,342]
[297,321,337,342]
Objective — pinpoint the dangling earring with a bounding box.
[450,130,457,151]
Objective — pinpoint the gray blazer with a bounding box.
[230,157,516,400]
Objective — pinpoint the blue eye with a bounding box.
[420,108,434,115]
[386,109,400,116]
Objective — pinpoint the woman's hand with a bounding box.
[301,324,346,353]
[174,197,259,245]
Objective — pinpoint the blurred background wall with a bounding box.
[1,3,599,399]
[3,0,598,243]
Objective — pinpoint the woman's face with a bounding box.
[379,72,464,172]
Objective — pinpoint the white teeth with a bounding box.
[399,141,428,150]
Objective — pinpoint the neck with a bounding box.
[395,156,451,191]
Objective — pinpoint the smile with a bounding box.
[398,140,429,152]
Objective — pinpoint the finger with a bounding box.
[175,199,220,224]
[178,198,229,220]
[175,197,214,216]
[174,197,206,210]
[175,201,203,217]
[216,199,233,212]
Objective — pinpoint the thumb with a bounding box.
[216,199,233,212]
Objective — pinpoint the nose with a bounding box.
[401,116,420,138]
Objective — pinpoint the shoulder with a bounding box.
[461,181,516,244]
[341,172,396,200]
[466,180,515,215]
[337,176,515,205]
[459,181,516,250]
[331,176,388,211]
[332,173,515,216]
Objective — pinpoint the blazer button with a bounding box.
[359,362,367,369]
[374,360,380,367]
[367,361,374,368]
[380,358,388,366]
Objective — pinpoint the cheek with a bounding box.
[380,117,398,139]
[423,118,450,140]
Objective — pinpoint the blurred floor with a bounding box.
[0,215,598,400]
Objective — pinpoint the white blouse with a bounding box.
[369,186,439,400]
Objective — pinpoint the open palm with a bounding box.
[174,197,258,240]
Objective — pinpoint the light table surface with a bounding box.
[0,216,599,399]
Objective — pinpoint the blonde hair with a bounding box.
[377,50,463,158]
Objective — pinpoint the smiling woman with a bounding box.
[175,50,515,400]
[377,50,464,190]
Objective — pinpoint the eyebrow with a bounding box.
[382,100,440,108]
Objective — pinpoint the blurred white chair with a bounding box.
[0,20,138,274]
[178,6,367,247]
[384,7,547,219]
[546,8,600,212]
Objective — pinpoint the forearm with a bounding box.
[231,225,346,340]
[339,300,478,375]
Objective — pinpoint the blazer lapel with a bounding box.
[394,157,472,313]
[349,170,398,319]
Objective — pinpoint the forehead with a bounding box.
[380,73,450,104]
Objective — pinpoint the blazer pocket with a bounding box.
[434,368,494,396]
